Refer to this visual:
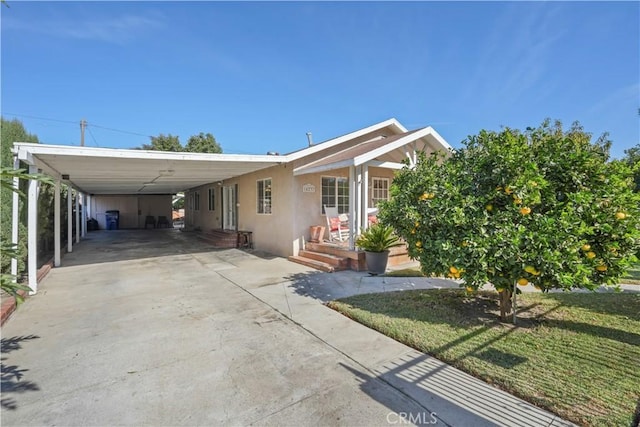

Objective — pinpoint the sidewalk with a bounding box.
[231,265,578,427]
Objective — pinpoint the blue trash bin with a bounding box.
[106,210,120,230]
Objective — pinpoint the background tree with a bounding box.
[1,118,39,277]
[141,133,183,152]
[184,132,222,153]
[622,143,639,192]
[380,120,640,322]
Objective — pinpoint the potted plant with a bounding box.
[355,223,400,275]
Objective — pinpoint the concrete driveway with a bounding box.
[1,229,572,426]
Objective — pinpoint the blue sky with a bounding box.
[2,1,638,158]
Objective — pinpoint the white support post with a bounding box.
[81,193,87,238]
[27,165,38,294]
[68,186,73,253]
[356,165,362,234]
[361,164,369,230]
[348,166,356,250]
[75,191,80,244]
[11,156,20,279]
[54,180,61,267]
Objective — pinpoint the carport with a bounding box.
[10,142,283,294]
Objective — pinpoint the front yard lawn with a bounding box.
[327,290,639,427]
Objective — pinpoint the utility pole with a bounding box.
[80,119,87,147]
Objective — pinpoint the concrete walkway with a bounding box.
[1,230,575,426]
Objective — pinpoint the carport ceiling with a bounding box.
[14,143,284,195]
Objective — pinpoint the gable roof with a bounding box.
[285,118,408,162]
[293,126,451,176]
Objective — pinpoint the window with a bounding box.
[257,178,272,214]
[194,191,200,211]
[371,178,389,207]
[322,176,349,214]
[208,188,215,211]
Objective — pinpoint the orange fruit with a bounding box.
[519,207,531,215]
[415,241,422,248]
[581,244,591,251]
[465,286,474,292]
[517,278,529,286]
[586,251,596,259]
[449,266,459,274]
[505,186,513,195]
[615,212,626,220]
[596,265,608,272]
[486,204,493,212]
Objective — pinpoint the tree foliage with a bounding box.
[141,133,182,152]
[140,132,223,153]
[379,120,640,322]
[1,118,39,277]
[622,143,640,192]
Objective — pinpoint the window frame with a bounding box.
[194,191,200,211]
[257,178,272,215]
[371,177,390,207]
[208,188,215,211]
[321,176,349,214]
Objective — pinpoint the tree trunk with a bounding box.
[499,289,513,322]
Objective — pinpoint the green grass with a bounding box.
[328,290,640,427]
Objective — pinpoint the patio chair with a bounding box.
[324,205,350,242]
[157,215,171,228]
[144,215,156,229]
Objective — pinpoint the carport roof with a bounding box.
[13,143,284,195]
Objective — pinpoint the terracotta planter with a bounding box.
[365,250,390,275]
[309,225,325,243]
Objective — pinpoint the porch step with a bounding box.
[298,250,349,270]
[288,255,340,273]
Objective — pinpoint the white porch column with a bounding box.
[54,180,61,267]
[68,186,73,253]
[81,193,87,238]
[75,191,80,243]
[356,165,362,233]
[361,164,369,230]
[348,166,356,250]
[11,155,20,279]
[27,165,38,294]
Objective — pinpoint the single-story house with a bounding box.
[11,118,451,292]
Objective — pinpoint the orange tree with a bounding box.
[379,120,640,322]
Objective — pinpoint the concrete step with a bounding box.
[288,256,336,273]
[298,250,349,269]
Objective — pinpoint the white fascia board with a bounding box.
[353,127,451,166]
[292,159,354,176]
[366,160,406,170]
[427,126,454,152]
[12,143,284,164]
[286,118,407,162]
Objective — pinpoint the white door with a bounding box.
[223,186,236,230]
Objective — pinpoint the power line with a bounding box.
[3,112,152,139]
[86,125,100,147]
[3,112,77,125]
[86,123,152,139]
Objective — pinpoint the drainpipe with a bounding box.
[306,132,313,147]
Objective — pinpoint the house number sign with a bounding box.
[302,184,316,193]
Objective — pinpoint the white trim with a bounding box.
[11,156,20,279]
[353,127,451,167]
[54,180,61,267]
[14,142,283,164]
[286,118,407,162]
[75,192,80,244]
[371,177,390,207]
[293,159,352,176]
[68,186,73,253]
[256,177,273,215]
[28,165,38,294]
[367,160,405,170]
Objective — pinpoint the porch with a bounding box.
[289,240,413,273]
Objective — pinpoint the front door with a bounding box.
[222,185,236,230]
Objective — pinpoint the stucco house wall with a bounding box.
[91,194,172,230]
